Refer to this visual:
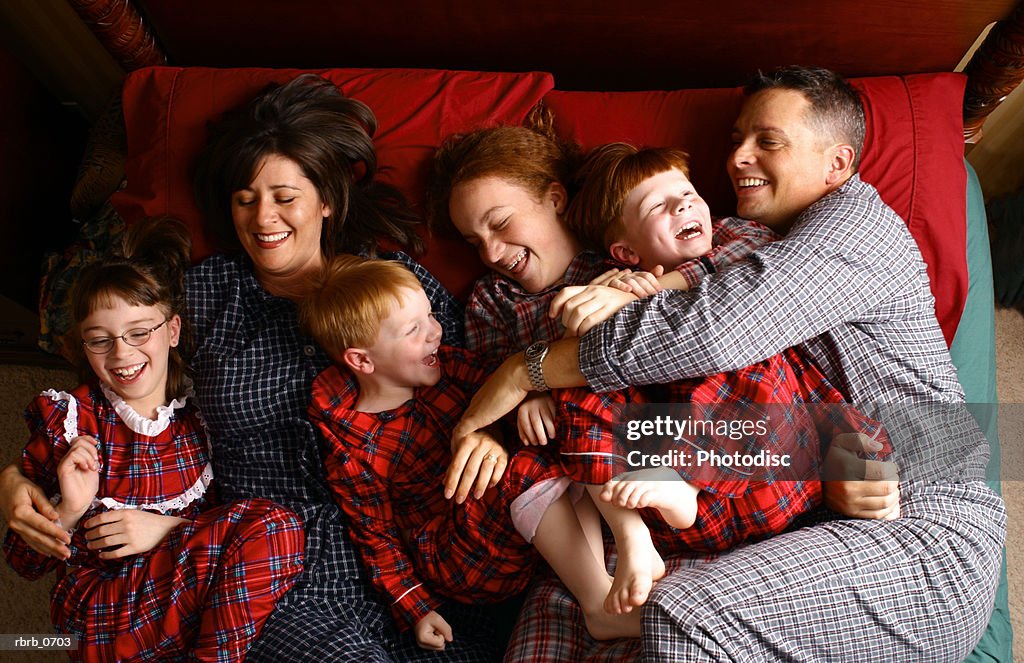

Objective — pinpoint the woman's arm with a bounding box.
[453,338,586,441]
[1,462,70,561]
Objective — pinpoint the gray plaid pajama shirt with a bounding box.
[186,253,505,662]
[504,175,1006,662]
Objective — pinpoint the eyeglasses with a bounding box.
[81,319,170,355]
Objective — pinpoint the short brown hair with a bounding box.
[567,143,691,252]
[427,104,580,237]
[745,66,865,171]
[299,255,423,360]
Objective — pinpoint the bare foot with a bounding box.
[583,605,642,640]
[605,529,666,614]
[601,467,699,529]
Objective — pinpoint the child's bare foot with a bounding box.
[583,605,642,640]
[605,530,666,614]
[601,467,699,529]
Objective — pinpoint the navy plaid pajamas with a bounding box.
[187,253,503,662]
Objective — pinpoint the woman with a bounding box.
[1,74,503,662]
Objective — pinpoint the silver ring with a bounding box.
[483,453,499,463]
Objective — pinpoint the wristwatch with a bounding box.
[524,341,551,392]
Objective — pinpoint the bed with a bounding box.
[35,0,1023,660]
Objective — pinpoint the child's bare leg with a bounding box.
[572,489,606,569]
[585,484,665,615]
[600,467,699,529]
[533,492,641,640]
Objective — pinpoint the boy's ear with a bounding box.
[342,347,374,375]
[609,241,641,266]
[825,143,856,185]
[548,181,568,215]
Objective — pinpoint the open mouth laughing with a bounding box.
[255,231,292,246]
[110,362,146,384]
[737,178,769,189]
[675,221,704,241]
[505,249,528,273]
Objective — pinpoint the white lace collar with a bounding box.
[100,383,188,437]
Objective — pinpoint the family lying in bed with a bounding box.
[0,66,1005,662]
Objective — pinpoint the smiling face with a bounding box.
[359,286,444,394]
[80,297,181,419]
[728,88,850,234]
[448,176,580,293]
[609,168,713,271]
[231,153,331,294]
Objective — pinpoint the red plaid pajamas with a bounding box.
[3,382,304,663]
[310,347,565,632]
[555,347,892,553]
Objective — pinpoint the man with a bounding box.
[456,66,1006,660]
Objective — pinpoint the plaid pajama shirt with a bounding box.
[186,253,504,662]
[465,217,772,370]
[309,348,564,631]
[505,175,1006,661]
[3,382,304,662]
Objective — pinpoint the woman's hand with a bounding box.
[82,510,188,559]
[55,436,100,529]
[550,285,638,337]
[822,432,900,519]
[444,428,508,503]
[453,352,532,446]
[517,392,556,446]
[414,610,453,651]
[0,462,70,558]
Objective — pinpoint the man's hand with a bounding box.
[444,429,508,503]
[414,610,453,651]
[0,463,70,559]
[822,432,900,520]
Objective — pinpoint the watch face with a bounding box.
[526,342,546,359]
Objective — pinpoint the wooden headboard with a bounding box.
[66,0,1024,141]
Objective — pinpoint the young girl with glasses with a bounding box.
[2,218,305,662]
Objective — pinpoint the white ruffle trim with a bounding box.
[40,385,213,516]
[100,383,187,436]
[91,461,214,515]
[40,389,79,444]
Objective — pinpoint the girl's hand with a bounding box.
[82,510,188,559]
[517,392,556,446]
[444,429,508,503]
[0,463,70,558]
[603,266,666,298]
[550,285,638,337]
[414,610,453,651]
[55,436,100,529]
[587,267,628,287]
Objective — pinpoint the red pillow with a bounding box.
[544,73,968,345]
[113,66,555,299]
